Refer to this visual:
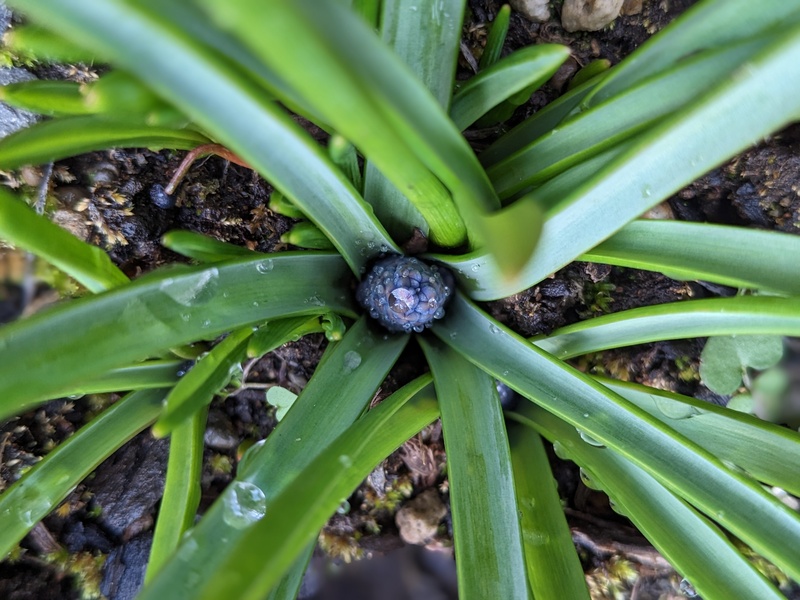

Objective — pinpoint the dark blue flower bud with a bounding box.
[357,256,453,333]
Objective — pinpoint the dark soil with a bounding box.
[2,1,799,599]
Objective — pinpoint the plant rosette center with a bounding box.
[356,255,453,333]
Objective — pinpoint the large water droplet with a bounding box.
[552,441,570,460]
[653,396,699,420]
[160,268,219,307]
[579,468,601,490]
[578,430,605,447]
[306,294,326,307]
[338,455,353,469]
[222,481,266,529]
[523,530,550,546]
[489,324,502,335]
[256,259,274,274]
[343,351,362,374]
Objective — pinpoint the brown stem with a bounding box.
[164,144,251,195]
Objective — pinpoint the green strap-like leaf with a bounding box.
[361,0,465,245]
[194,378,439,600]
[0,253,356,420]
[146,405,208,582]
[435,293,800,581]
[478,4,510,70]
[581,220,800,295]
[532,296,800,359]
[0,115,209,170]
[247,316,324,359]
[140,319,410,599]
[3,23,99,63]
[0,79,92,116]
[10,0,398,273]
[516,406,786,600]
[508,422,591,599]
[153,327,253,437]
[487,35,771,198]
[450,45,570,131]
[436,22,800,300]
[202,0,468,249]
[420,337,528,600]
[161,230,256,263]
[57,360,184,396]
[597,378,800,497]
[586,0,800,105]
[0,188,129,293]
[0,389,165,559]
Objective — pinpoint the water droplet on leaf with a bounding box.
[222,481,266,529]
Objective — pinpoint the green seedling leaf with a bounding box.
[0,79,92,116]
[0,188,129,292]
[581,220,800,295]
[479,75,599,167]
[267,190,304,219]
[3,24,98,63]
[421,338,528,599]
[0,253,356,420]
[161,230,256,262]
[532,295,800,360]
[508,422,590,599]
[153,327,254,437]
[488,35,772,198]
[82,70,171,115]
[585,0,800,105]
[700,335,784,395]
[361,0,464,246]
[438,23,800,299]
[517,405,787,600]
[0,389,165,559]
[246,316,324,359]
[0,115,210,169]
[437,293,800,581]
[12,0,398,274]
[321,313,347,341]
[567,58,611,90]
[57,360,185,396]
[140,319,409,599]
[281,221,335,250]
[202,0,469,249]
[599,378,800,497]
[266,386,298,422]
[450,45,570,130]
[478,4,510,70]
[194,379,438,600]
[146,405,207,582]
[327,134,362,191]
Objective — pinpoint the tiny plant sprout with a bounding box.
[356,255,453,333]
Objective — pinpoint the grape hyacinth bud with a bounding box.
[357,255,453,333]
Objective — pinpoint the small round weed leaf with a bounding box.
[266,386,298,422]
[726,393,755,414]
[700,336,743,395]
[751,367,790,422]
[733,335,784,370]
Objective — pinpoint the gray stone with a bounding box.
[562,0,625,32]
[0,67,40,139]
[0,1,11,35]
[510,0,550,23]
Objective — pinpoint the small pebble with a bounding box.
[150,183,175,209]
